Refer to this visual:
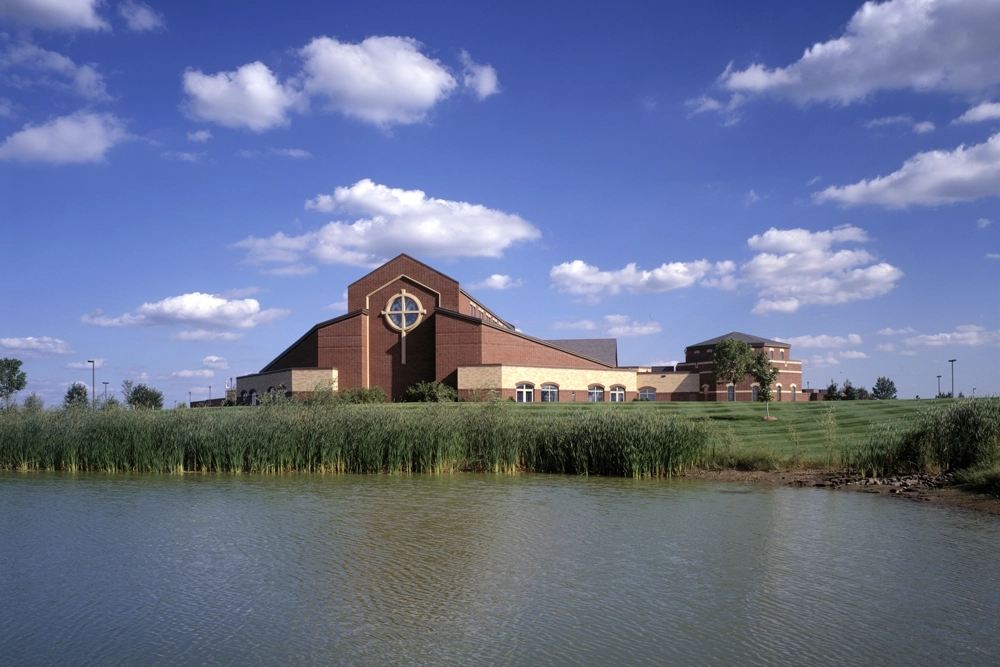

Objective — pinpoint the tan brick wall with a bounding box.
[637,371,700,394]
[236,368,338,401]
[458,364,637,401]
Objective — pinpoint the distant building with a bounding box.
[236,255,804,404]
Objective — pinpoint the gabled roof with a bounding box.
[686,332,790,349]
[544,338,618,367]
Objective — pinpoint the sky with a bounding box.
[1,0,998,407]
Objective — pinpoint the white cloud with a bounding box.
[603,314,661,337]
[838,350,869,359]
[118,0,164,32]
[550,258,720,302]
[775,333,863,348]
[66,358,106,369]
[743,189,762,207]
[953,101,1000,124]
[164,369,215,379]
[913,121,936,134]
[0,336,74,357]
[182,61,301,132]
[899,350,918,356]
[271,147,310,158]
[0,111,128,163]
[469,274,521,290]
[877,327,916,335]
[1,0,109,31]
[904,324,1000,347]
[0,43,108,100]
[324,290,348,311]
[161,150,204,162]
[81,292,289,330]
[876,343,895,352]
[552,319,597,331]
[239,179,540,269]
[685,93,746,125]
[978,217,993,228]
[187,129,212,142]
[807,353,840,369]
[987,253,1000,259]
[863,115,935,134]
[171,330,244,342]
[202,355,228,369]
[814,131,1000,208]
[300,36,457,126]
[743,226,902,314]
[459,49,500,99]
[718,0,1000,106]
[262,264,317,276]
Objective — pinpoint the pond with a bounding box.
[1,472,998,666]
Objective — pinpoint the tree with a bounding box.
[64,383,89,408]
[122,380,164,410]
[0,357,28,409]
[871,376,897,400]
[711,338,755,390]
[748,351,781,419]
[23,392,44,412]
[842,379,857,401]
[402,381,457,402]
[824,380,840,401]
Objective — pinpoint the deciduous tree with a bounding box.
[64,383,88,408]
[0,357,27,409]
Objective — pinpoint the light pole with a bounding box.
[189,391,192,407]
[949,359,956,398]
[88,360,95,409]
[973,388,976,398]
[209,385,212,402]
[102,381,109,401]
[936,375,941,397]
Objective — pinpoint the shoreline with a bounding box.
[679,468,1000,516]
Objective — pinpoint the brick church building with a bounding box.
[235,255,803,403]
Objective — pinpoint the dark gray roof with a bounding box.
[687,332,790,349]
[544,339,618,367]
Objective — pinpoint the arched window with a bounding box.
[769,349,774,360]
[777,385,782,402]
[516,383,534,403]
[267,386,276,398]
[588,386,604,402]
[610,386,625,402]
[780,349,785,360]
[727,385,735,402]
[791,385,797,401]
[540,384,559,402]
[752,386,760,402]
[639,387,656,401]
[240,390,247,405]
[249,390,258,406]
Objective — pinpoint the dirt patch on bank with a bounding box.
[680,468,1000,516]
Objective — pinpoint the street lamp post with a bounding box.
[88,360,95,409]
[937,375,941,396]
[949,359,956,399]
[102,381,109,401]
[189,391,192,407]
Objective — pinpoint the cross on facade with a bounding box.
[381,289,426,364]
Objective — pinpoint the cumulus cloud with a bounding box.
[0,336,74,357]
[459,49,500,99]
[81,292,289,332]
[717,0,1000,107]
[743,226,902,314]
[552,319,597,331]
[202,355,228,369]
[66,358,106,369]
[187,129,211,142]
[0,43,109,100]
[238,179,540,269]
[300,36,456,126]
[775,333,863,348]
[876,343,895,352]
[953,101,1000,124]
[469,274,521,290]
[118,0,164,31]
[838,350,869,359]
[549,258,728,303]
[807,353,840,369]
[978,217,993,228]
[0,111,128,163]
[171,330,244,342]
[814,131,1000,208]
[603,314,661,337]
[904,324,1000,347]
[877,327,916,335]
[1,0,109,31]
[182,61,301,132]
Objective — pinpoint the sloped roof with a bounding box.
[687,332,790,349]
[544,339,618,367]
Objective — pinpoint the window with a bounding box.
[470,304,476,316]
[249,390,258,406]
[727,385,735,402]
[610,386,625,402]
[639,388,656,401]
[777,385,782,402]
[769,349,774,360]
[752,386,759,402]
[385,294,423,330]
[541,384,559,402]
[516,383,534,403]
[588,386,604,402]
[240,390,247,405]
[780,349,785,360]
[791,385,797,401]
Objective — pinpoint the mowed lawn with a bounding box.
[485,399,939,463]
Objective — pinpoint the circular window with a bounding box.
[382,291,425,332]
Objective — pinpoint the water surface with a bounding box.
[2,472,998,666]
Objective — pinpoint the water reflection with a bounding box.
[1,473,998,666]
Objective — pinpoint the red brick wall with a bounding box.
[347,255,460,312]
[435,312,484,387]
[480,326,609,369]
[318,314,365,390]
[366,277,439,400]
[265,329,318,370]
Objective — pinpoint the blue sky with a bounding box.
[1,0,998,406]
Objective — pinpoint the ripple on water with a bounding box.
[1,473,999,666]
